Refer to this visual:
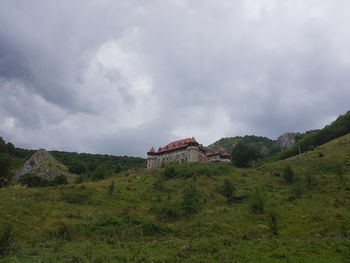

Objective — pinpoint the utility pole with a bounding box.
[298,145,302,161]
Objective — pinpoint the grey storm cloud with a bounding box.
[0,0,350,157]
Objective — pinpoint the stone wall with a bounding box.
[147,146,207,168]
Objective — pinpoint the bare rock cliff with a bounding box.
[276,133,298,149]
[15,149,70,181]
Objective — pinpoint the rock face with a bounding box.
[276,133,298,149]
[15,149,70,181]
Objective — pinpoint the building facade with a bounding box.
[207,151,231,163]
[147,137,230,168]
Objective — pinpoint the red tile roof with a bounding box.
[157,137,198,153]
[147,147,156,154]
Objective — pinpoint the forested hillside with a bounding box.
[0,137,146,185]
[207,135,281,158]
[277,111,350,160]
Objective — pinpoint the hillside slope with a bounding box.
[261,133,350,176]
[0,161,349,262]
[277,110,350,160]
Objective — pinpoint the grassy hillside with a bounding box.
[1,160,350,262]
[277,110,350,160]
[261,133,350,176]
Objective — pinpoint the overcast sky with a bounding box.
[0,0,349,157]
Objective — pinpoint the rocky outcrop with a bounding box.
[15,149,70,181]
[276,133,298,149]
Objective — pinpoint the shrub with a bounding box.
[107,181,115,195]
[50,175,68,186]
[267,211,279,235]
[60,190,90,204]
[218,179,236,203]
[291,184,303,199]
[0,156,13,188]
[19,174,49,187]
[164,166,176,178]
[0,224,14,257]
[318,152,324,158]
[75,174,85,184]
[250,187,266,214]
[231,142,262,168]
[154,205,182,221]
[283,166,296,183]
[182,184,202,214]
[336,165,345,183]
[48,221,72,241]
[305,173,317,187]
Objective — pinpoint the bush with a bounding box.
[0,156,13,188]
[250,187,266,214]
[305,173,317,187]
[182,184,202,214]
[267,211,279,236]
[107,181,115,195]
[60,190,90,204]
[19,174,49,187]
[0,224,14,257]
[50,175,68,186]
[164,166,176,178]
[336,165,345,183]
[231,142,262,168]
[75,174,85,184]
[291,184,303,199]
[48,221,73,241]
[283,166,296,183]
[218,179,236,203]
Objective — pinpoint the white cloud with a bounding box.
[0,0,349,156]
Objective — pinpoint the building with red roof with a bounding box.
[147,137,230,168]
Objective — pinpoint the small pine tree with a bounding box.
[107,181,115,195]
[268,211,279,236]
[250,187,266,214]
[0,224,14,256]
[283,165,295,183]
[218,179,236,203]
[182,184,201,214]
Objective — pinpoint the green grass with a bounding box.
[260,133,350,176]
[1,149,350,262]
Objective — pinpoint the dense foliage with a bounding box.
[18,174,68,187]
[0,136,146,184]
[207,135,281,159]
[0,155,12,188]
[277,110,350,160]
[231,141,263,168]
[51,151,146,182]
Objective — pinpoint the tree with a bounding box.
[218,179,236,203]
[250,187,266,214]
[19,174,49,187]
[50,175,68,186]
[182,184,201,214]
[0,156,13,188]
[107,181,115,195]
[283,165,296,183]
[68,161,86,175]
[0,137,6,153]
[231,142,262,168]
[5,143,16,155]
